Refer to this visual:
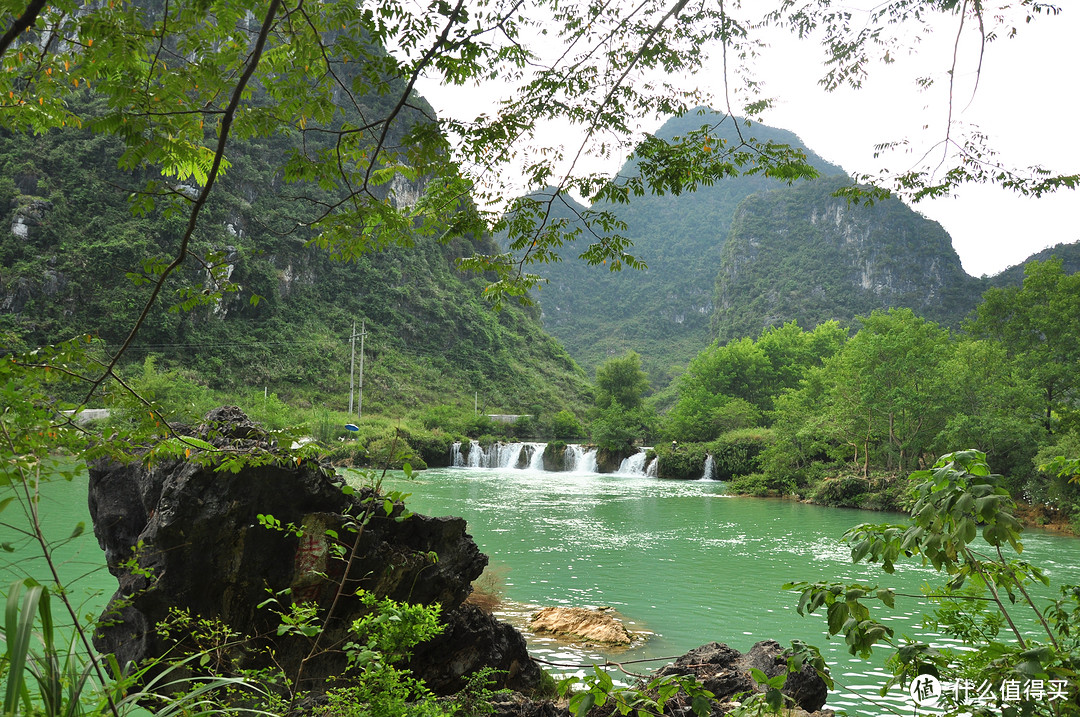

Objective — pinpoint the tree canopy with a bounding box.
[2,0,1074,349]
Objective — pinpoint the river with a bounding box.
[5,461,1080,716]
[377,462,1080,716]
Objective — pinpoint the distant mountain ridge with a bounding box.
[519,110,1080,385]
[523,110,846,385]
[712,175,981,342]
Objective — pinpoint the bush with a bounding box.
[725,472,774,496]
[707,428,775,480]
[397,426,456,468]
[810,475,873,507]
[511,415,537,439]
[365,435,427,470]
[549,410,583,439]
[654,442,710,480]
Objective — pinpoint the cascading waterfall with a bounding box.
[563,444,598,473]
[467,440,484,467]
[452,441,672,475]
[617,451,648,475]
[451,441,547,470]
[701,454,715,481]
[528,444,545,470]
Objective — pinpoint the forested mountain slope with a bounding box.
[0,102,591,416]
[711,176,982,341]
[526,111,1079,382]
[526,110,844,386]
[988,242,1080,287]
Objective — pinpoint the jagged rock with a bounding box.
[88,406,542,697]
[651,640,830,715]
[10,199,52,239]
[529,607,634,645]
[409,604,544,694]
[595,447,635,474]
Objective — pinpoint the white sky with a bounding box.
[416,3,1080,278]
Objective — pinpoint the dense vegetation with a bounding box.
[0,103,592,418]
[515,111,844,387]
[516,116,1079,389]
[4,0,1080,715]
[711,175,986,342]
[654,259,1080,530]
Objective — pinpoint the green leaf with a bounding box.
[571,691,595,717]
[691,694,712,717]
[826,601,849,635]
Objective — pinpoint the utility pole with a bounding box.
[357,319,366,419]
[348,320,357,415]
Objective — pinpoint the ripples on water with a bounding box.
[380,465,1080,717]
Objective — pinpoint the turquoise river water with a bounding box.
[378,465,1080,716]
[5,464,1080,716]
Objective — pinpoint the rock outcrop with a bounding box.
[650,640,830,716]
[488,640,831,717]
[88,406,542,696]
[529,607,634,645]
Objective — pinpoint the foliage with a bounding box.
[664,320,846,442]
[786,451,1080,715]
[558,666,716,717]
[968,258,1080,432]
[590,404,655,454]
[594,352,650,412]
[712,176,987,343]
[549,410,584,440]
[709,429,775,481]
[2,0,1079,714]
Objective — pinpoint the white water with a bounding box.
[645,457,658,477]
[701,454,715,481]
[616,450,649,475]
[451,441,547,470]
[452,442,655,475]
[563,444,598,473]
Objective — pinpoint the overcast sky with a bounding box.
[417,4,1079,278]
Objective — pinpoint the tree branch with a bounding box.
[0,0,48,58]
[83,0,284,404]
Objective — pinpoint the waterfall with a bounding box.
[645,457,658,477]
[497,442,524,469]
[449,441,606,472]
[701,454,715,481]
[451,441,549,469]
[466,440,484,467]
[617,451,648,475]
[528,443,546,470]
[563,444,598,473]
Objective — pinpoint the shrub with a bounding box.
[725,472,774,496]
[549,410,583,440]
[707,428,775,480]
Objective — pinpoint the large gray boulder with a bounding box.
[88,406,541,696]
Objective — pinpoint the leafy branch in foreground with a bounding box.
[786,450,1080,716]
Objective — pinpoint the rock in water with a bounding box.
[529,606,635,645]
[654,640,830,714]
[88,406,541,696]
